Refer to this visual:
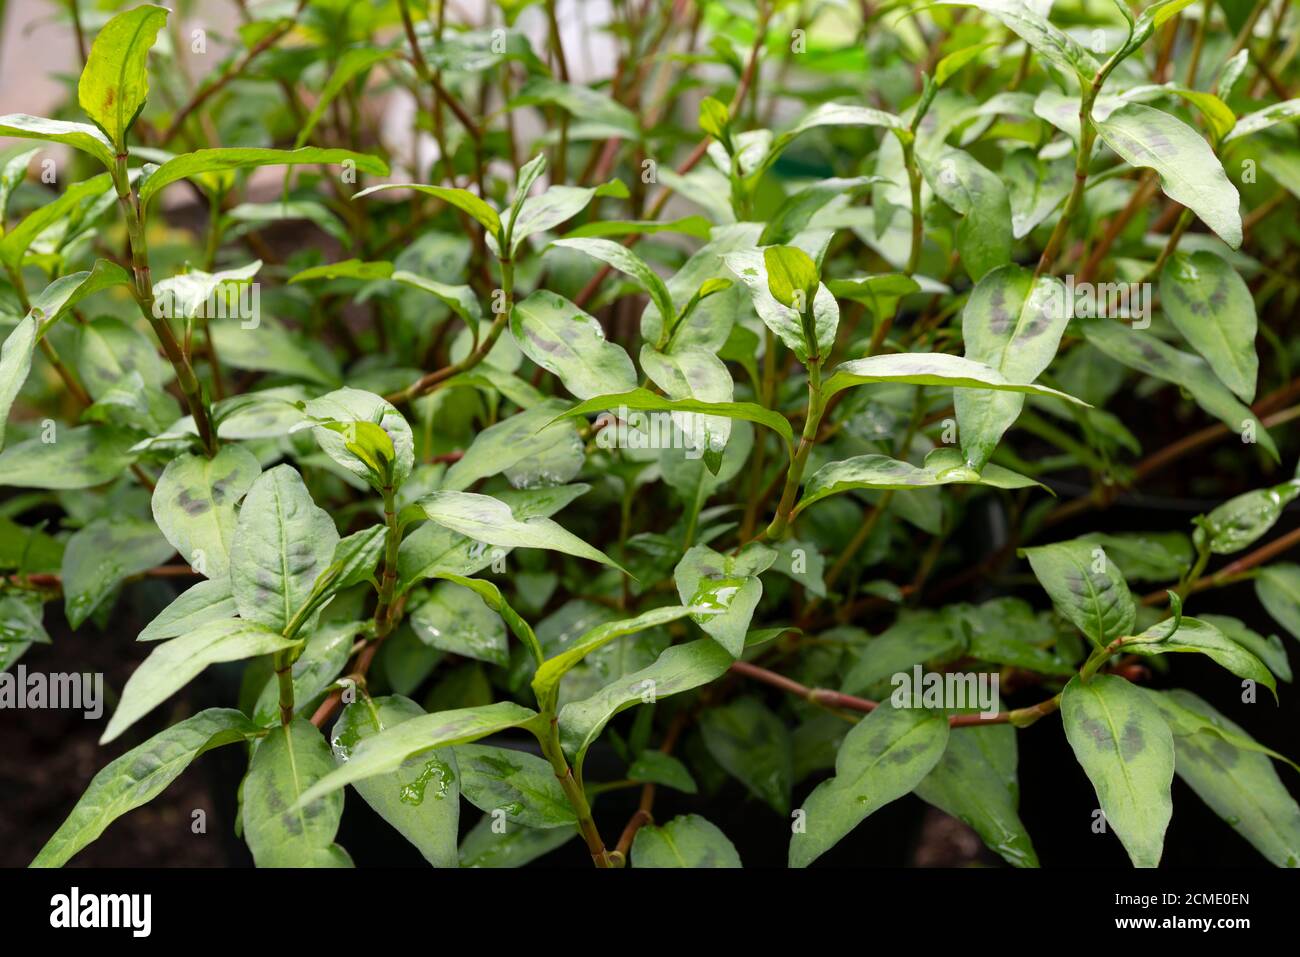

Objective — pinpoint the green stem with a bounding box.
[372,486,403,639]
[902,139,924,276]
[112,156,219,456]
[766,356,824,539]
[537,717,612,867]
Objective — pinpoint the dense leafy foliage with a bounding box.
[4,0,1300,869]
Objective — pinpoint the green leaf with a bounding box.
[759,176,882,246]
[1257,564,1300,644]
[564,216,713,240]
[1123,616,1277,699]
[330,695,460,867]
[510,78,639,137]
[1061,674,1175,867]
[1077,316,1277,461]
[674,543,777,656]
[701,697,793,814]
[555,387,794,447]
[244,718,352,867]
[331,525,387,590]
[532,605,698,711]
[209,321,340,387]
[142,148,389,212]
[507,181,626,256]
[914,717,1038,867]
[1195,480,1300,555]
[0,317,36,452]
[698,96,731,141]
[295,48,397,148]
[558,638,733,767]
[628,751,698,793]
[77,315,168,401]
[444,400,582,491]
[1076,532,1192,583]
[0,176,115,270]
[942,0,1099,78]
[296,701,541,806]
[353,182,499,236]
[920,147,1012,281]
[0,114,114,169]
[454,743,576,828]
[77,4,168,149]
[303,387,414,492]
[1144,689,1300,866]
[151,445,260,580]
[137,576,237,642]
[638,346,736,467]
[631,814,742,868]
[426,573,544,665]
[1199,614,1291,684]
[102,618,300,743]
[152,260,261,320]
[1159,251,1257,401]
[391,271,482,324]
[289,259,394,284]
[0,425,137,489]
[790,705,949,867]
[796,447,1042,513]
[955,264,1069,469]
[31,708,259,867]
[725,247,839,363]
[458,812,576,868]
[415,490,626,573]
[823,352,1087,404]
[410,580,508,666]
[1223,98,1300,143]
[762,245,819,314]
[551,237,675,324]
[397,485,591,592]
[510,290,637,400]
[756,102,904,183]
[60,516,174,629]
[229,465,340,633]
[1094,104,1242,248]
[1022,540,1135,647]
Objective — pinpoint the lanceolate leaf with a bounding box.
[797,447,1041,513]
[454,743,575,828]
[1061,675,1175,868]
[0,317,36,451]
[559,639,734,767]
[60,516,175,628]
[296,701,541,806]
[102,618,300,743]
[137,577,237,642]
[1159,251,1257,402]
[77,5,169,149]
[532,605,699,710]
[510,290,638,400]
[229,465,340,633]
[1123,616,1277,700]
[631,815,742,868]
[415,490,626,573]
[151,445,261,580]
[1022,540,1135,647]
[955,264,1069,470]
[919,147,1012,281]
[295,48,398,148]
[1077,316,1278,462]
[823,352,1087,404]
[1145,689,1300,867]
[790,705,949,867]
[551,237,675,323]
[1256,565,1300,644]
[1094,104,1242,248]
[32,709,260,868]
[331,695,460,867]
[244,718,352,867]
[914,718,1038,868]
[0,114,115,169]
[554,387,794,446]
[141,148,390,211]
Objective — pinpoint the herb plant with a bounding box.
[3,0,1299,869]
